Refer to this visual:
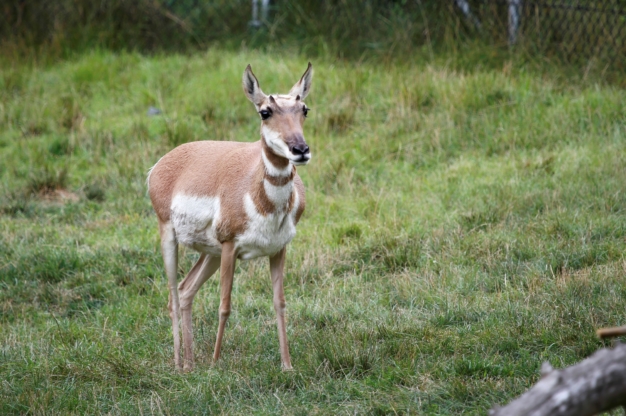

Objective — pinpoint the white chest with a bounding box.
[169,187,299,260]
[235,188,299,260]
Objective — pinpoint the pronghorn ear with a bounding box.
[242,64,267,108]
[289,62,313,100]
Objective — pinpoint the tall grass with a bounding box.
[1,0,424,56]
[1,47,625,414]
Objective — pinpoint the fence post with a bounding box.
[249,0,270,28]
[454,0,481,29]
[508,0,522,45]
[261,0,270,23]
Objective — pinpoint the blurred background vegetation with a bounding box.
[1,0,625,74]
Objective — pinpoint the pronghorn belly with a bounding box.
[236,194,298,260]
[170,194,223,256]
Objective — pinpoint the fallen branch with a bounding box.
[489,343,626,416]
[597,325,626,339]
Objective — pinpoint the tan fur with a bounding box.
[148,63,313,371]
[149,140,305,242]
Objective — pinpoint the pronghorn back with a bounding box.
[148,140,256,223]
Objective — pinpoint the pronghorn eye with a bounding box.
[303,107,309,117]
[259,109,271,120]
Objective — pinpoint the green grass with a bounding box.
[1,48,626,414]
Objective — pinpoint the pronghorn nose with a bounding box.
[292,144,310,155]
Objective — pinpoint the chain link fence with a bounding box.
[1,0,624,67]
[453,0,626,65]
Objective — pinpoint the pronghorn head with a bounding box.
[243,63,313,166]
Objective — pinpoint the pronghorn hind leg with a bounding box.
[179,254,220,371]
[159,221,181,370]
[213,241,236,362]
[270,247,292,370]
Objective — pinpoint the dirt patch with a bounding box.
[39,189,80,204]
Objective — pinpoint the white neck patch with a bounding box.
[263,179,293,207]
[261,148,292,178]
[262,125,295,161]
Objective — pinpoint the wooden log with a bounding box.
[489,343,626,416]
[597,325,626,339]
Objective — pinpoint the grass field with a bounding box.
[1,48,625,414]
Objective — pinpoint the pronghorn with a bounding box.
[148,63,313,371]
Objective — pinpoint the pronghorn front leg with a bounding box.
[270,247,293,370]
[213,241,236,362]
[159,221,181,370]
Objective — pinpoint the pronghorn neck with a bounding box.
[246,135,296,217]
[261,134,293,178]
